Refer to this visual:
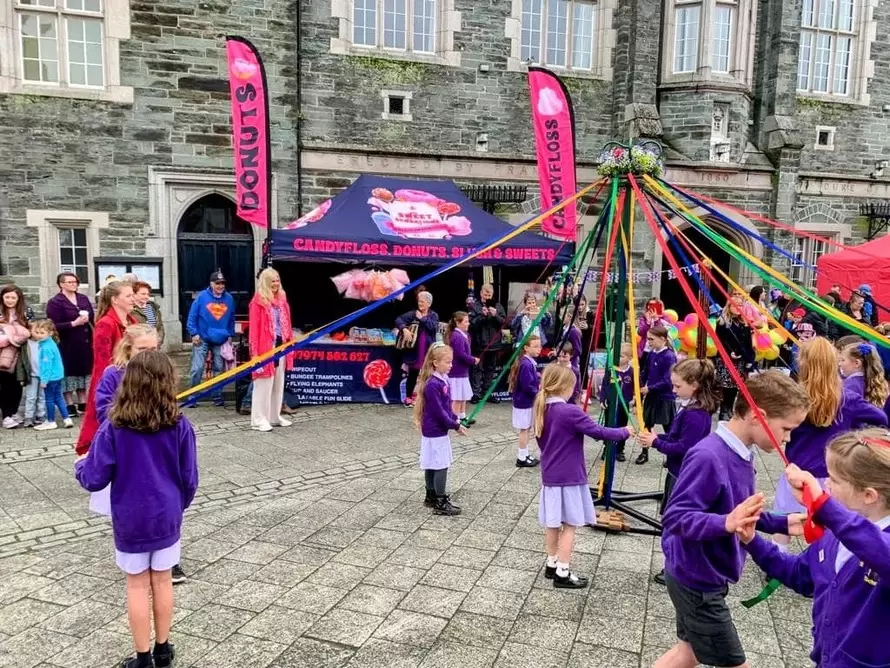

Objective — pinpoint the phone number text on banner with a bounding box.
[284,344,402,405]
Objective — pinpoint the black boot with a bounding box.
[616,447,627,463]
[635,449,649,465]
[433,496,461,516]
[152,642,175,668]
[424,489,436,508]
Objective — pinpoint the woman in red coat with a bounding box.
[248,268,295,432]
[75,281,137,455]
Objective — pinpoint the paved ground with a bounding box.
[0,403,814,668]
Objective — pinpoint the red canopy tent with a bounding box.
[816,234,890,322]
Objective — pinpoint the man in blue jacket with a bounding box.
[186,270,235,406]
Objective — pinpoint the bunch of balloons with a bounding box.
[662,309,788,360]
[663,311,718,357]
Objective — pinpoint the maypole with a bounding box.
[591,141,665,536]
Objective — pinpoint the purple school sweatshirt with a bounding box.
[75,417,198,554]
[652,405,713,477]
[512,356,540,410]
[95,365,125,425]
[538,399,630,486]
[641,347,676,401]
[745,497,890,668]
[786,390,888,478]
[420,375,460,438]
[599,366,634,408]
[448,330,474,379]
[562,325,583,372]
[662,432,786,591]
[842,372,865,399]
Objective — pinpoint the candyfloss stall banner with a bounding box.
[226,36,271,229]
[528,66,578,242]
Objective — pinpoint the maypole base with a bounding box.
[591,489,664,536]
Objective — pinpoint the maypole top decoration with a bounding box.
[597,140,664,178]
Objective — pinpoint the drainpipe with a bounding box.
[296,0,304,217]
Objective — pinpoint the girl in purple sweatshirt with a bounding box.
[75,351,198,668]
[737,428,890,668]
[414,343,469,516]
[839,342,889,409]
[509,335,542,468]
[637,325,677,464]
[535,363,633,589]
[444,311,478,425]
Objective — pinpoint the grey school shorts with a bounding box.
[665,572,746,668]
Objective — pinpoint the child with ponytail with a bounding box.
[414,343,468,516]
[509,335,542,468]
[840,342,889,409]
[735,428,890,668]
[535,364,633,588]
[444,311,478,424]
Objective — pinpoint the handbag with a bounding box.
[396,322,419,350]
[0,344,19,372]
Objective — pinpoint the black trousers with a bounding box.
[605,406,630,453]
[471,350,497,397]
[0,372,23,418]
[406,368,421,399]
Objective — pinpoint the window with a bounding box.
[353,0,436,52]
[0,0,132,102]
[26,209,109,301]
[790,235,833,290]
[58,228,89,283]
[815,125,836,150]
[520,0,599,71]
[380,89,413,120]
[663,0,755,83]
[797,0,856,96]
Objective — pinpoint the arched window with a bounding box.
[178,194,250,237]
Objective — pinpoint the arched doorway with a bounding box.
[176,194,255,339]
[658,222,734,313]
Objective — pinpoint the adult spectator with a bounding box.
[75,281,137,454]
[186,271,235,407]
[131,281,165,346]
[827,284,844,306]
[511,292,552,348]
[395,290,439,406]
[714,291,756,420]
[857,284,879,327]
[837,291,870,339]
[45,272,95,416]
[468,283,505,403]
[248,268,295,432]
[0,285,31,429]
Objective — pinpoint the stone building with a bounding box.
[1,0,888,339]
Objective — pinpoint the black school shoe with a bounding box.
[424,489,437,508]
[433,496,461,516]
[66,404,79,417]
[171,564,186,584]
[153,642,175,668]
[118,654,152,668]
[653,569,666,585]
[544,565,557,579]
[635,450,649,465]
[553,571,589,589]
[617,450,627,462]
[516,456,540,468]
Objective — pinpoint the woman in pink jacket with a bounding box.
[248,269,295,432]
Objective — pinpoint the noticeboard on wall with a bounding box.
[94,257,164,296]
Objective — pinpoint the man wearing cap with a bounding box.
[186,271,236,406]
[857,284,879,327]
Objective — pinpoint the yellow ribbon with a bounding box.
[620,191,646,429]
[177,179,604,401]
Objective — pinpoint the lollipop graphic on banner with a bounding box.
[363,359,393,404]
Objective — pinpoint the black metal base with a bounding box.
[591,488,664,536]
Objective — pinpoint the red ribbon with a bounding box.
[802,486,827,543]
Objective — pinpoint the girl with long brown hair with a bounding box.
[0,285,30,428]
[840,342,889,409]
[75,351,197,668]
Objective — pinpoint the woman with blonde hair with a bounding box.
[248,268,295,432]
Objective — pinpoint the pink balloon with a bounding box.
[684,313,699,327]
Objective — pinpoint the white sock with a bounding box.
[556,561,570,577]
[458,412,466,419]
[518,448,529,460]
[546,555,558,568]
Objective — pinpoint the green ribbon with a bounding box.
[741,578,782,608]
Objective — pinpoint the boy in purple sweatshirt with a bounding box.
[75,351,197,668]
[599,343,635,462]
[637,325,677,464]
[736,428,890,668]
[657,371,810,668]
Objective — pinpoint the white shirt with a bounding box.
[835,515,890,573]
[715,422,753,462]
[545,397,567,405]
